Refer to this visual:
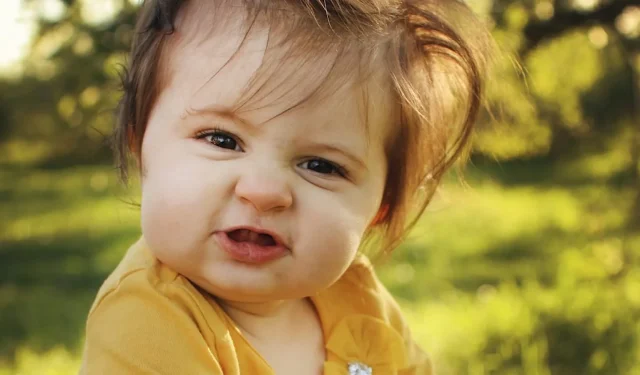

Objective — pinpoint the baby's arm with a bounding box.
[80,270,224,374]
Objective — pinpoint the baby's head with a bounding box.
[114,0,489,303]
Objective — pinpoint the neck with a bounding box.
[217,297,316,341]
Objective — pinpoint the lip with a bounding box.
[214,226,289,264]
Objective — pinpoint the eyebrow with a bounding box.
[187,106,256,132]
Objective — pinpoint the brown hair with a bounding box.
[114,0,492,256]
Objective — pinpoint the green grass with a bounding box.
[0,166,140,371]
[0,160,638,374]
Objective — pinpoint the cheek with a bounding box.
[141,178,198,260]
[294,194,371,284]
[139,148,223,259]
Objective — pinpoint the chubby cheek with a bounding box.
[295,196,371,288]
[139,155,220,266]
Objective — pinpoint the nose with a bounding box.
[234,166,293,213]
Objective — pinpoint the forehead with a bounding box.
[160,0,394,142]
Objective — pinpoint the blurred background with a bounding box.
[0,0,639,374]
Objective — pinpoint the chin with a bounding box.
[201,273,312,302]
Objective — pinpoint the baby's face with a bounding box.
[139,6,391,303]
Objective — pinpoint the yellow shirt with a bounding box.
[80,237,432,374]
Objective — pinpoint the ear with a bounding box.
[369,204,389,227]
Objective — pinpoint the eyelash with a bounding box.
[195,127,242,150]
[195,128,350,178]
[305,158,349,178]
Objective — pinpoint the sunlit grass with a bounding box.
[0,346,80,375]
[0,166,139,240]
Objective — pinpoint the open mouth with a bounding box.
[226,229,277,247]
[216,227,287,264]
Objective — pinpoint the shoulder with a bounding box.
[88,237,227,334]
[81,237,231,374]
[343,253,379,288]
[324,254,395,318]
[89,238,203,320]
[91,237,177,298]
[319,254,434,375]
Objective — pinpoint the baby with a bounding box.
[80,0,490,374]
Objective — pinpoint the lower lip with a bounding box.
[214,232,288,264]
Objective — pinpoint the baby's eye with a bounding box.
[299,158,347,177]
[196,130,242,151]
